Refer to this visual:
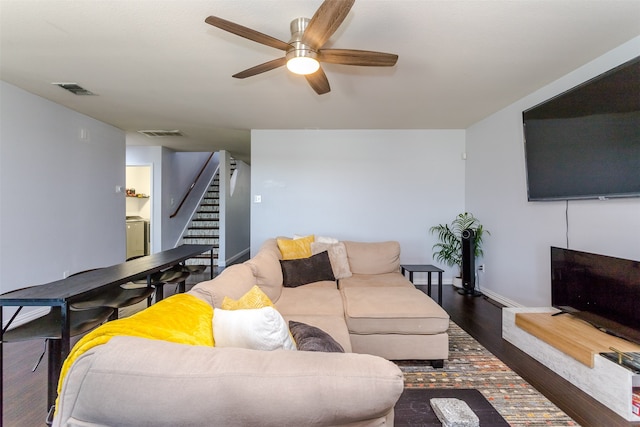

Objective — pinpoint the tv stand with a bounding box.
[503,307,640,421]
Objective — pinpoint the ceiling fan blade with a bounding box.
[301,0,355,49]
[232,57,287,79]
[319,49,398,66]
[205,16,291,51]
[305,67,331,95]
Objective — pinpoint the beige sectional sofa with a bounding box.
[53,238,449,427]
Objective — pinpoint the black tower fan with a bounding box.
[458,228,482,296]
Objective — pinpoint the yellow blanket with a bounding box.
[57,293,214,398]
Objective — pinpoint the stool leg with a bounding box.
[155,283,165,302]
[47,339,62,410]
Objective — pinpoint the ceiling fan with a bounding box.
[204,0,398,95]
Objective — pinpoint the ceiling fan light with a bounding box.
[286,56,320,75]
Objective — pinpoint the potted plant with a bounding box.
[429,212,490,288]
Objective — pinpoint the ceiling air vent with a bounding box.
[138,130,184,138]
[52,82,96,96]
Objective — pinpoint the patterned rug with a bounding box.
[395,322,579,426]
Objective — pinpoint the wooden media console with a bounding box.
[503,307,640,422]
[515,312,640,368]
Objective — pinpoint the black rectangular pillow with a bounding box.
[279,250,336,288]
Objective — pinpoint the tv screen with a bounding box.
[523,57,640,201]
[551,247,640,345]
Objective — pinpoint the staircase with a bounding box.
[180,160,236,282]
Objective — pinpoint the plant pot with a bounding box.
[452,276,463,289]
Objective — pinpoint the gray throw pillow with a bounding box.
[289,320,345,353]
[279,251,336,288]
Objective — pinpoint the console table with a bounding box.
[0,244,214,417]
[400,264,444,305]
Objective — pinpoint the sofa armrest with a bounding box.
[54,336,403,427]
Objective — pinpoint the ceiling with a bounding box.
[2,1,639,164]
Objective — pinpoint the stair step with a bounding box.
[198,205,220,213]
[185,232,220,238]
[189,222,218,228]
[182,239,219,245]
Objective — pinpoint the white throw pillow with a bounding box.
[316,235,339,244]
[294,234,339,244]
[311,241,352,279]
[213,307,296,351]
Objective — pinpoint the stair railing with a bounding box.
[169,152,215,219]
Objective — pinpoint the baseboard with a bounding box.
[2,306,50,330]
[478,287,523,308]
[411,275,522,308]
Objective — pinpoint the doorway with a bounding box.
[125,165,152,257]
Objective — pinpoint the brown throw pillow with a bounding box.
[279,251,336,288]
[288,321,345,353]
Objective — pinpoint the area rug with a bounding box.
[395,322,579,426]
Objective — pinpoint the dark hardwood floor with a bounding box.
[436,284,639,427]
[2,284,638,426]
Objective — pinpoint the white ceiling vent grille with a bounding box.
[52,82,96,96]
[138,130,184,137]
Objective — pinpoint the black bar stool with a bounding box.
[67,268,156,320]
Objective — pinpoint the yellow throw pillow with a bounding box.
[277,235,315,260]
[221,285,274,310]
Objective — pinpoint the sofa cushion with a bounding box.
[277,235,314,260]
[342,287,449,335]
[311,241,352,279]
[280,251,335,288]
[243,239,283,302]
[275,287,345,317]
[338,272,414,289]
[189,264,256,308]
[343,241,401,275]
[289,320,345,353]
[213,307,296,351]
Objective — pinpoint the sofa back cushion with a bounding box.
[55,336,403,427]
[243,238,283,302]
[342,241,401,275]
[189,264,256,308]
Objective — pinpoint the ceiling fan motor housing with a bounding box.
[286,17,317,61]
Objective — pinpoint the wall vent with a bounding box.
[52,82,96,96]
[138,130,184,137]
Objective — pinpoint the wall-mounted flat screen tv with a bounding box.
[551,246,640,345]
[523,57,640,201]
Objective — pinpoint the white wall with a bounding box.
[251,129,466,280]
[1,81,125,323]
[465,37,640,307]
[218,151,250,266]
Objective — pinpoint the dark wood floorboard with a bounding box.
[3,283,638,426]
[436,285,639,427]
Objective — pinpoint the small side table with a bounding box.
[401,264,444,305]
